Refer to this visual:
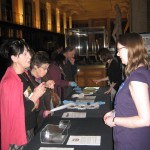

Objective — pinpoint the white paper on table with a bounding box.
[76,99,95,103]
[62,112,86,118]
[67,135,101,146]
[39,148,74,150]
[84,87,99,90]
[83,92,93,96]
[77,96,96,100]
[51,103,75,112]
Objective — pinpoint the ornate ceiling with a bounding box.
[49,0,130,20]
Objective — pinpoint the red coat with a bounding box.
[0,66,27,150]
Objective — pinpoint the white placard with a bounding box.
[67,135,101,146]
[76,99,95,103]
[77,96,96,100]
[39,148,74,150]
[62,112,86,118]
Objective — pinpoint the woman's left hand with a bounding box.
[104,116,116,127]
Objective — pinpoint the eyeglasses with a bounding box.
[117,47,126,51]
[40,66,49,71]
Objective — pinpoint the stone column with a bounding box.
[32,0,40,29]
[130,0,147,33]
[69,16,72,28]
[106,18,111,48]
[0,0,2,20]
[63,12,67,34]
[12,0,24,25]
[46,2,52,31]
[56,8,60,33]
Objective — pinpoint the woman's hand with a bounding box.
[45,80,55,89]
[43,110,52,118]
[104,116,116,127]
[104,110,116,127]
[104,110,115,121]
[104,88,112,94]
[30,82,46,104]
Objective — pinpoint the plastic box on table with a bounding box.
[40,124,68,144]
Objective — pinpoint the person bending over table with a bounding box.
[47,53,77,101]
[93,48,122,102]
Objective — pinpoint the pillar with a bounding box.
[0,0,2,20]
[12,0,24,25]
[130,0,147,33]
[69,16,72,28]
[56,8,60,33]
[46,2,52,31]
[32,0,40,29]
[63,12,67,34]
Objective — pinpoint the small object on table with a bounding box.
[59,120,71,129]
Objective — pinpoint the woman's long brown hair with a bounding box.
[118,33,149,76]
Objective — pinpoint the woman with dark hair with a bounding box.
[93,48,122,102]
[47,53,77,101]
[104,33,150,150]
[27,51,55,126]
[0,39,46,150]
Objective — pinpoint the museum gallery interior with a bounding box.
[0,1,150,149]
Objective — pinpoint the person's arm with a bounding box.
[47,65,69,87]
[105,81,150,128]
[93,76,109,84]
[115,81,150,128]
[110,82,116,89]
[104,82,116,94]
[29,82,46,104]
[104,110,115,121]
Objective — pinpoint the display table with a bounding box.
[24,86,113,150]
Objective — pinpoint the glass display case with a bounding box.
[65,27,108,59]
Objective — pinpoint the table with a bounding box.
[24,86,113,150]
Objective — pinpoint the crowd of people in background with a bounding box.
[0,39,78,150]
[0,32,150,150]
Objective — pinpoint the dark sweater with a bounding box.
[107,58,122,91]
[61,60,77,81]
[18,72,37,131]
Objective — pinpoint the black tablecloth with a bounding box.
[24,86,113,150]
